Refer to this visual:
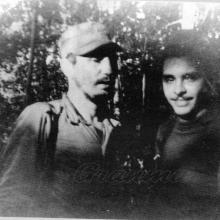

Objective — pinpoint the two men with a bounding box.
[0,22,121,217]
[2,22,220,219]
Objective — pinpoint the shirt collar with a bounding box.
[61,93,120,127]
[62,93,90,125]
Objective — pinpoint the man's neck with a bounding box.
[177,108,208,123]
[67,89,97,124]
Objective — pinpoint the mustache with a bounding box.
[96,77,112,84]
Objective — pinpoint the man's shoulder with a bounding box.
[206,102,220,136]
[17,99,62,126]
[158,116,175,132]
[26,101,51,112]
[156,116,176,142]
[24,99,62,115]
[22,102,51,117]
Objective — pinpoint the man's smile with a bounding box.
[170,97,194,107]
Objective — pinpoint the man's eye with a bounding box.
[184,73,199,81]
[91,57,102,63]
[162,75,174,83]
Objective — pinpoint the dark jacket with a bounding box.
[155,102,220,197]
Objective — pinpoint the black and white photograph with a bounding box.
[0,0,220,219]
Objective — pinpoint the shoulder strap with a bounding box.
[40,101,63,178]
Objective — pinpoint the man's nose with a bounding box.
[174,80,186,96]
[100,57,112,75]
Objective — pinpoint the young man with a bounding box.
[0,22,121,217]
[154,31,220,217]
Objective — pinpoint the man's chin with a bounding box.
[173,107,192,118]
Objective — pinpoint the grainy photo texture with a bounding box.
[0,0,220,219]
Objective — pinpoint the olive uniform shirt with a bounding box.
[0,94,120,217]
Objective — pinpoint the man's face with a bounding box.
[70,49,117,99]
[162,57,205,119]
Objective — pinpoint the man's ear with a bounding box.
[66,53,76,65]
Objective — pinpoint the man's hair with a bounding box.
[160,30,220,101]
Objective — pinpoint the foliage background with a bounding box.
[1,0,220,191]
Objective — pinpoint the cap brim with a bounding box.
[97,42,122,52]
[81,42,122,57]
